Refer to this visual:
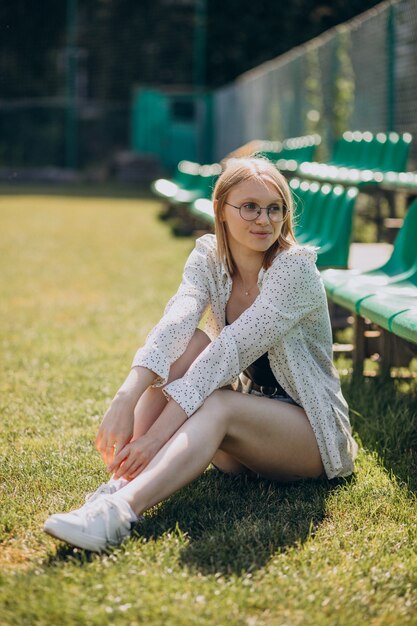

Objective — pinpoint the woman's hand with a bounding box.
[95,398,135,466]
[96,366,157,466]
[107,433,163,480]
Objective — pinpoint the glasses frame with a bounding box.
[224,201,288,223]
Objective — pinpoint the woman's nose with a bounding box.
[255,209,271,224]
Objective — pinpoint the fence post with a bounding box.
[387,3,396,132]
[66,0,78,169]
[193,0,208,164]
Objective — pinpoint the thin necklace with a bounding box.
[240,275,253,296]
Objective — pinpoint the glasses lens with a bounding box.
[240,202,261,220]
[239,203,287,222]
[268,205,286,222]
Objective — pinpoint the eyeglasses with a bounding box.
[225,201,288,223]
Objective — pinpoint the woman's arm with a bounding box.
[164,249,324,417]
[108,398,187,479]
[130,237,211,385]
[96,237,212,466]
[108,250,322,479]
[95,366,156,465]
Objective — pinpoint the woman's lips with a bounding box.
[250,231,272,238]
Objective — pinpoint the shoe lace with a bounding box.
[83,496,131,541]
[85,479,127,504]
[85,483,111,503]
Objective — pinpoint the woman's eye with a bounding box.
[269,205,282,214]
[242,203,258,211]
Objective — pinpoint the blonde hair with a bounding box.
[212,157,296,275]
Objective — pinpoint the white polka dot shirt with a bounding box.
[132,234,358,479]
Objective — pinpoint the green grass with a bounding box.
[0,187,416,626]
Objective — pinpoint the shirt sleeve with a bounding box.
[163,248,323,416]
[131,237,211,385]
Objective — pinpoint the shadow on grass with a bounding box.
[135,470,350,575]
[44,471,352,576]
[341,375,417,493]
[45,545,98,565]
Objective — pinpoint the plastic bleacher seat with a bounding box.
[297,131,413,187]
[291,180,320,238]
[321,197,417,313]
[152,163,220,207]
[390,307,417,344]
[258,134,321,174]
[357,277,417,332]
[172,164,221,205]
[290,179,358,268]
[190,197,214,223]
[152,160,201,199]
[381,170,417,194]
[379,132,411,172]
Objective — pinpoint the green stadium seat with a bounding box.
[390,308,417,344]
[292,180,327,243]
[379,132,411,172]
[190,197,214,223]
[152,160,201,199]
[258,134,321,174]
[330,131,364,166]
[291,179,358,268]
[314,187,358,268]
[297,131,413,187]
[381,170,417,194]
[358,278,417,332]
[323,197,417,311]
[172,164,220,205]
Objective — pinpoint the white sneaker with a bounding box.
[84,478,128,504]
[43,495,137,552]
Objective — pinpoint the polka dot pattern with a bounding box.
[132,234,358,479]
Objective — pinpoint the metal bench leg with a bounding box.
[380,329,393,378]
[353,315,365,377]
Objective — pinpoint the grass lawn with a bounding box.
[0,187,416,626]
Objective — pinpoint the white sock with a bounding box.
[110,495,139,523]
[109,477,128,488]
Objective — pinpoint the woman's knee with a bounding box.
[201,389,233,428]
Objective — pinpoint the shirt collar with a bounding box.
[220,259,265,286]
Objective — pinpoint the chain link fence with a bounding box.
[1,0,417,172]
[213,0,417,169]
[0,98,129,171]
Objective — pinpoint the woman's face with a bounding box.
[221,177,284,257]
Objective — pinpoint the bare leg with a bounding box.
[117,390,325,517]
[131,329,211,439]
[132,328,247,476]
[108,330,246,487]
[211,449,249,475]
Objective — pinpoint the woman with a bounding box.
[44,157,357,552]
